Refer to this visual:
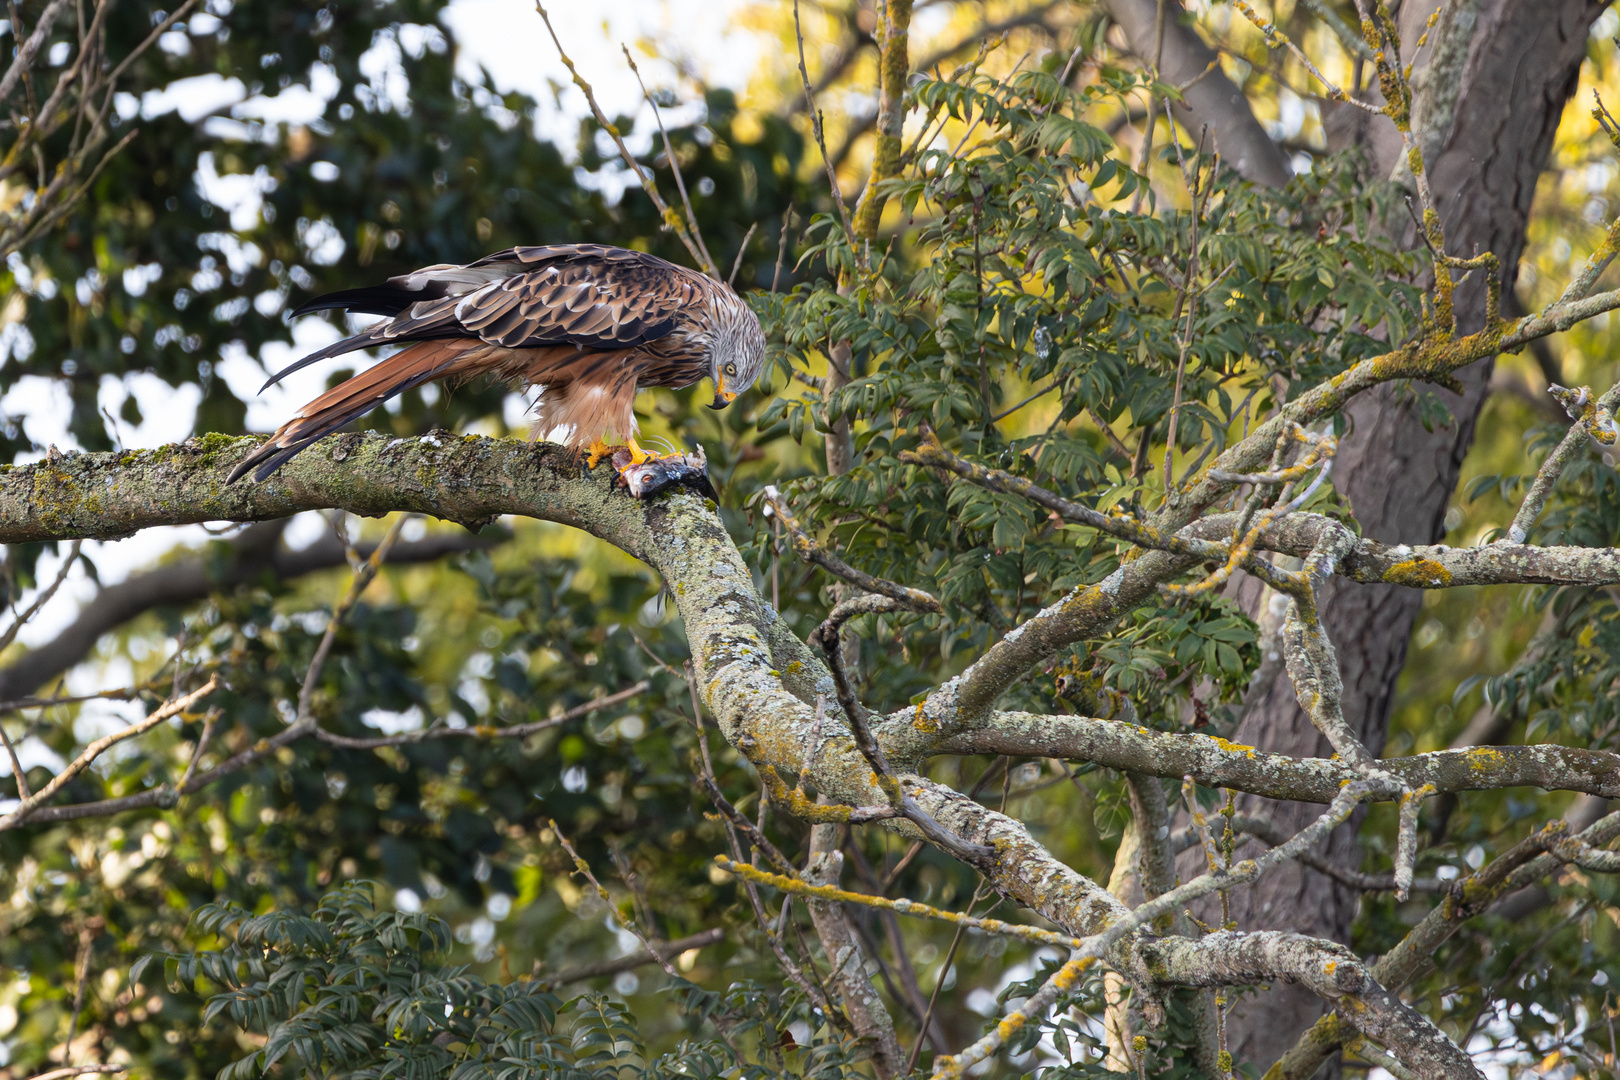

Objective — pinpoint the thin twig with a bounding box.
[298,514,408,723]
[0,0,72,105]
[905,880,993,1072]
[1232,1,1379,111]
[0,676,219,831]
[1297,0,1375,60]
[771,205,795,292]
[990,380,1061,423]
[763,486,941,612]
[622,45,718,277]
[719,857,1076,948]
[792,0,858,248]
[728,221,758,288]
[177,707,220,791]
[544,927,726,985]
[1394,783,1435,900]
[1163,136,1210,491]
[0,539,82,655]
[1506,382,1620,544]
[814,618,995,866]
[64,917,102,1063]
[314,681,648,749]
[534,4,716,277]
[24,1068,127,1080]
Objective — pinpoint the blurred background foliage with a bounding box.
[5,0,1620,1077]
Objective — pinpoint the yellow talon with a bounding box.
[625,438,654,466]
[586,439,611,469]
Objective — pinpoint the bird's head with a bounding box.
[708,302,766,410]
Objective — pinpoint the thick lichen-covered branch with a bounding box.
[920,712,1620,804]
[801,830,905,1077]
[909,548,1197,734]
[1148,931,1480,1079]
[0,436,1129,962]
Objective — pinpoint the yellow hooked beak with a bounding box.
[709,372,739,410]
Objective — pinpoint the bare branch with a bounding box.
[764,487,942,612]
[297,514,409,723]
[0,676,219,831]
[1174,813,1448,894]
[0,539,81,655]
[24,1067,127,1080]
[533,3,717,277]
[792,0,858,247]
[1393,783,1435,900]
[622,46,718,278]
[728,221,758,288]
[801,825,904,1077]
[313,681,649,750]
[0,714,27,799]
[719,856,1089,950]
[1269,812,1620,1079]
[931,711,1620,806]
[0,520,501,701]
[1505,381,1620,543]
[0,0,72,108]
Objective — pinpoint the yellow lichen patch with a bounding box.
[1467,745,1505,769]
[912,704,939,734]
[1383,557,1452,588]
[1207,735,1258,759]
[785,660,802,674]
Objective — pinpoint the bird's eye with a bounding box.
[725,363,737,376]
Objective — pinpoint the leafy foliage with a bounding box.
[750,58,1416,726]
[139,883,861,1080]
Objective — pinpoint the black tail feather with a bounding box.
[290,284,427,318]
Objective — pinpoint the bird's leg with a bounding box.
[586,438,613,469]
[624,437,655,466]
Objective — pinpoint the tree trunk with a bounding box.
[1100,0,1292,187]
[1204,1,1607,1070]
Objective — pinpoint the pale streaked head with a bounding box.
[708,299,766,410]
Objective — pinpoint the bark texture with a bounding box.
[804,825,905,1077]
[1101,0,1292,187]
[1208,1,1608,1066]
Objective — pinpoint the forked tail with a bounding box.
[228,339,481,483]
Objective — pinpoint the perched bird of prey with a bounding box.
[228,243,765,487]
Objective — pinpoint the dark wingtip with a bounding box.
[289,284,427,319]
[288,297,342,319]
